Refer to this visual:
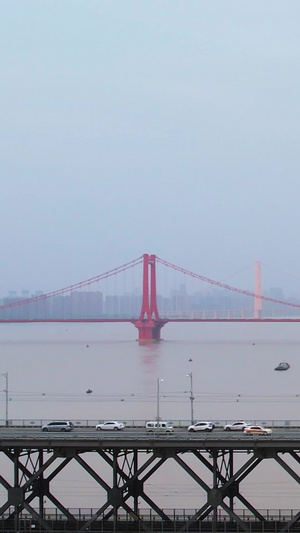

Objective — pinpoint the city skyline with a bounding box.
[1,282,299,321]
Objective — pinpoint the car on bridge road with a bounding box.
[224,421,249,431]
[96,421,125,431]
[188,421,213,432]
[42,421,74,432]
[244,425,272,436]
[146,421,174,433]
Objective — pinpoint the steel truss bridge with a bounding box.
[2,254,300,341]
[1,434,300,532]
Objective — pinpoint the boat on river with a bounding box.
[274,362,290,371]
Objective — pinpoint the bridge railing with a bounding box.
[0,506,298,522]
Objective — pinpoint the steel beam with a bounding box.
[0,438,299,531]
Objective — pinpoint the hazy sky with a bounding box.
[2,1,300,296]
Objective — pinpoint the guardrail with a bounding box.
[0,506,298,522]
[0,419,299,428]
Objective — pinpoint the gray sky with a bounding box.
[2,1,300,296]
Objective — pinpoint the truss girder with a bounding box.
[98,449,172,524]
[274,452,300,532]
[0,444,300,531]
[281,510,300,533]
[275,454,300,484]
[179,501,211,532]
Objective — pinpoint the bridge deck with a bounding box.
[0,432,299,450]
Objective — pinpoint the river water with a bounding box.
[1,321,300,510]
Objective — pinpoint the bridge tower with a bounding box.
[134,254,167,342]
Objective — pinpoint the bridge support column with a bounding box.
[134,254,168,342]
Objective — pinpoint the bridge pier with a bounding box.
[133,319,167,342]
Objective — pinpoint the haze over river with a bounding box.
[1,321,300,509]
[1,321,300,422]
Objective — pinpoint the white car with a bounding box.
[96,420,124,431]
[188,421,213,432]
[224,421,249,431]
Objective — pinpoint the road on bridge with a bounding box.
[0,426,300,440]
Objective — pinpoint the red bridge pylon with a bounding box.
[133,254,168,342]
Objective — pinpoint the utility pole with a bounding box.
[186,372,194,425]
[156,378,163,425]
[0,373,8,426]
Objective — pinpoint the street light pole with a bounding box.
[156,378,163,424]
[186,372,194,425]
[0,372,8,426]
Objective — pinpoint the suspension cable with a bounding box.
[0,256,143,310]
[156,257,300,309]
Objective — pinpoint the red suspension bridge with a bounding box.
[1,253,300,341]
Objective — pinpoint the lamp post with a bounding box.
[0,372,8,426]
[156,378,164,425]
[186,372,194,425]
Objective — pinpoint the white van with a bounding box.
[146,421,174,433]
